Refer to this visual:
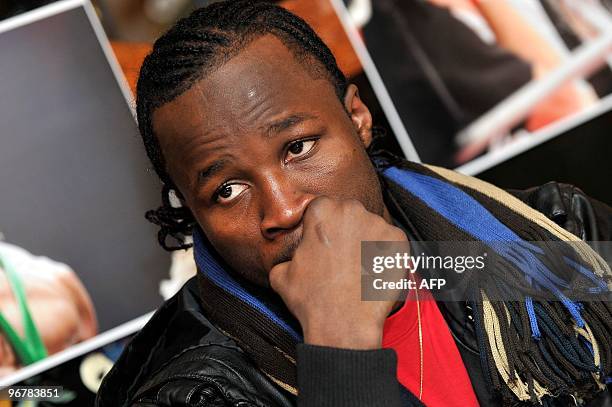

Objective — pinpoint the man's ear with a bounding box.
[343,84,373,148]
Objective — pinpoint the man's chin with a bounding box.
[234,270,271,290]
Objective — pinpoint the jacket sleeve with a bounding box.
[296,344,407,407]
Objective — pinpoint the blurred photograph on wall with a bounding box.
[334,0,612,171]
[0,0,173,383]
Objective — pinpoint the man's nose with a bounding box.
[260,175,314,240]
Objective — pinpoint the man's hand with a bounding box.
[269,196,407,350]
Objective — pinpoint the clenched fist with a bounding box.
[269,196,408,350]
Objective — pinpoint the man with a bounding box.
[96,1,612,406]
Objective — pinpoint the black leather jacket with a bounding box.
[96,182,612,407]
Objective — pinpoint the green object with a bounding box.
[0,252,48,365]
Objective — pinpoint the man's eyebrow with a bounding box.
[265,113,318,138]
[197,158,230,186]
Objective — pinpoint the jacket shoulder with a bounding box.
[508,181,612,241]
[96,277,294,407]
[130,343,293,407]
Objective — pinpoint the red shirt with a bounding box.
[382,287,480,406]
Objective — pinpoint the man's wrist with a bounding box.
[303,325,382,350]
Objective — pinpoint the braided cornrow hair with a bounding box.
[137,0,348,250]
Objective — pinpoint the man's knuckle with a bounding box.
[307,196,332,217]
[389,226,407,241]
[269,269,283,290]
[343,198,365,212]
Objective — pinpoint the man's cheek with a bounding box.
[215,238,263,271]
[305,152,359,195]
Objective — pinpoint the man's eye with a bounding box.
[286,139,316,161]
[214,183,248,203]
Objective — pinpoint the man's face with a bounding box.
[153,35,388,287]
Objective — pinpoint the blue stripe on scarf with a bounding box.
[383,167,587,330]
[193,228,302,341]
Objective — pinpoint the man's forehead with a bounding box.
[152,34,338,139]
